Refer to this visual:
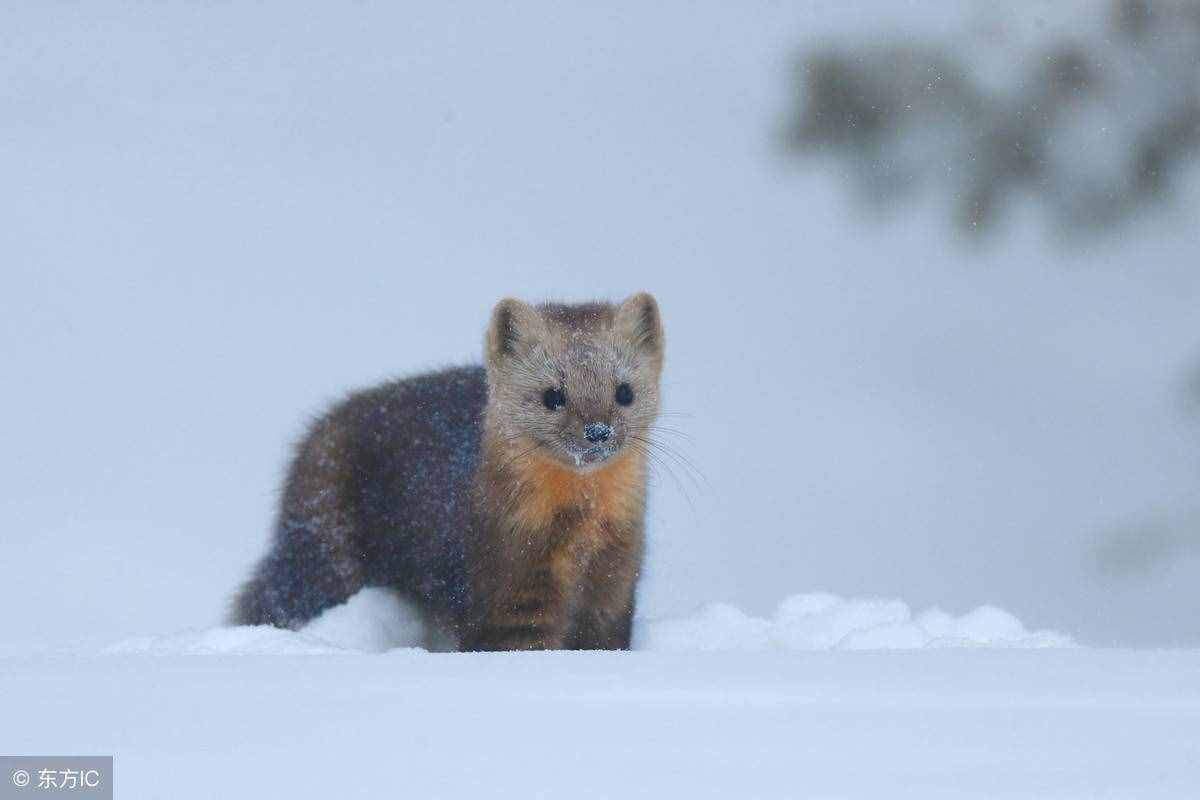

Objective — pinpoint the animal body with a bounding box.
[231,294,665,651]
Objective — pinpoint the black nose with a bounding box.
[584,422,613,443]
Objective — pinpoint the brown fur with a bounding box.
[460,294,663,650]
[460,444,647,650]
[231,293,664,652]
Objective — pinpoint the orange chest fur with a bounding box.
[510,452,644,541]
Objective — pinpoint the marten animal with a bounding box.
[231,294,664,651]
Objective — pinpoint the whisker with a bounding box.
[627,439,695,512]
[640,424,694,442]
[630,436,708,494]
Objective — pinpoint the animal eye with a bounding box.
[542,388,567,410]
[615,382,634,406]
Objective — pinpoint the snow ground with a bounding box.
[14,593,1197,799]
[5,641,1198,798]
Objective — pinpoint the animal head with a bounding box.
[484,293,665,471]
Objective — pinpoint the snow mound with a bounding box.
[106,589,428,655]
[635,593,1074,651]
[299,588,430,651]
[103,590,1072,656]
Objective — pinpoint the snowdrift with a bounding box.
[104,588,1072,656]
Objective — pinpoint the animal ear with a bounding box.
[614,292,664,367]
[485,297,544,367]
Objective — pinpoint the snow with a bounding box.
[9,593,1196,798]
[105,590,432,656]
[99,588,1074,657]
[103,625,351,657]
[3,642,1197,798]
[638,593,1073,652]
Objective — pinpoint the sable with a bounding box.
[231,294,665,651]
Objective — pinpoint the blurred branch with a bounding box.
[1092,511,1200,580]
[1091,364,1200,581]
[786,0,1200,235]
